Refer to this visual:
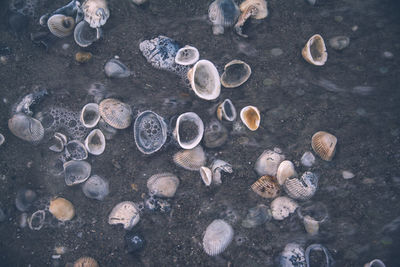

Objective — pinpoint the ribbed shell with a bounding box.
[73,256,99,267]
[276,160,297,185]
[64,160,91,186]
[104,59,131,78]
[311,131,337,161]
[108,201,140,230]
[254,149,285,177]
[99,98,132,129]
[84,129,106,155]
[270,196,298,220]
[208,0,240,34]
[284,172,318,201]
[49,197,75,221]
[175,45,199,66]
[80,103,100,128]
[251,175,280,198]
[220,60,252,88]
[82,0,110,28]
[217,99,237,121]
[173,145,206,171]
[47,14,75,38]
[8,113,44,143]
[147,173,180,198]
[203,219,234,256]
[240,106,260,131]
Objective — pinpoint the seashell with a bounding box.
[15,189,37,212]
[203,119,228,148]
[82,0,110,28]
[276,160,297,185]
[208,0,240,35]
[302,34,328,66]
[39,0,81,27]
[329,36,350,51]
[49,132,68,152]
[80,103,100,128]
[284,171,319,201]
[147,173,180,198]
[255,149,285,177]
[217,99,237,121]
[270,196,298,220]
[301,151,315,167]
[84,129,106,155]
[12,89,48,116]
[73,257,99,267]
[131,0,148,5]
[251,175,280,198]
[99,98,132,129]
[297,202,328,236]
[66,140,88,160]
[240,106,260,131]
[220,60,251,88]
[364,259,386,267]
[211,159,233,184]
[305,244,334,267]
[0,133,4,146]
[108,201,140,230]
[173,112,204,149]
[173,145,206,171]
[200,166,212,186]
[311,131,337,161]
[187,60,221,100]
[133,110,168,154]
[28,210,46,230]
[49,197,75,221]
[64,160,91,186]
[175,45,199,66]
[234,0,268,38]
[47,14,75,38]
[203,219,234,256]
[104,59,132,78]
[98,118,117,140]
[242,204,271,228]
[279,243,306,267]
[125,231,145,253]
[75,51,92,63]
[82,175,109,200]
[8,113,44,143]
[74,20,102,48]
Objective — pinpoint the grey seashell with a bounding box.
[276,160,297,185]
[65,140,88,160]
[254,149,285,177]
[220,60,252,88]
[271,196,298,220]
[98,118,118,140]
[28,210,46,230]
[0,133,4,146]
[82,0,110,28]
[74,20,102,48]
[203,219,234,256]
[147,173,180,198]
[84,129,106,155]
[305,244,334,267]
[8,113,44,143]
[329,36,350,50]
[80,103,100,128]
[104,59,132,78]
[211,159,233,184]
[187,60,221,100]
[200,166,212,186]
[301,151,315,167]
[173,145,206,171]
[297,202,328,236]
[242,204,271,228]
[64,160,91,186]
[47,14,75,38]
[173,112,204,150]
[15,189,37,212]
[49,132,68,152]
[108,201,140,230]
[175,45,199,66]
[82,175,109,200]
[217,99,237,121]
[203,119,228,148]
[364,259,386,267]
[134,110,168,154]
[99,98,132,129]
[284,172,318,201]
[208,0,240,35]
[280,243,306,267]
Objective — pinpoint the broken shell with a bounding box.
[255,149,285,177]
[276,160,297,185]
[80,103,100,128]
[203,219,234,256]
[49,132,68,152]
[200,166,212,186]
[251,175,280,198]
[364,259,386,267]
[217,99,237,121]
[297,202,328,236]
[187,60,221,100]
[203,119,228,148]
[133,110,168,154]
[64,160,91,186]
[47,14,75,38]
[104,58,132,78]
[211,159,233,184]
[74,20,102,47]
[49,197,75,221]
[305,244,334,267]
[28,210,46,230]
[147,173,180,198]
[99,98,132,129]
[108,201,140,230]
[270,196,298,220]
[84,129,105,155]
[173,112,204,150]
[175,45,199,66]
[82,175,109,200]
[15,189,37,212]
[66,140,88,160]
[241,204,271,228]
[302,34,328,66]
[8,113,44,143]
[73,257,99,267]
[311,131,337,161]
[220,60,251,88]
[280,243,306,267]
[208,0,240,35]
[284,172,319,201]
[240,106,260,131]
[173,145,206,171]
[234,0,268,38]
[82,0,110,28]
[329,36,350,51]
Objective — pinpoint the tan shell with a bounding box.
[47,14,75,38]
[49,197,75,221]
[73,256,99,267]
[99,98,132,129]
[147,173,180,198]
[240,0,268,19]
[276,160,297,185]
[311,131,337,161]
[173,145,206,171]
[240,106,260,131]
[220,60,251,88]
[251,175,280,198]
[302,34,328,66]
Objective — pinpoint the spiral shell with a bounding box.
[284,172,318,201]
[311,131,337,161]
[47,14,75,38]
[8,113,44,143]
[251,175,280,198]
[147,173,180,198]
[173,145,206,171]
[203,219,234,256]
[108,201,140,230]
[99,98,132,129]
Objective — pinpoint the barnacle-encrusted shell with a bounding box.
[175,45,199,66]
[99,98,132,129]
[200,166,212,186]
[280,243,306,267]
[104,59,132,78]
[251,175,280,198]
[147,173,180,198]
[108,201,140,230]
[49,197,75,221]
[302,34,328,66]
[8,113,44,143]
[187,60,221,100]
[276,160,297,185]
[242,204,271,228]
[47,14,75,38]
[49,132,67,152]
[254,149,285,177]
[240,106,260,131]
[81,103,100,128]
[220,60,251,88]
[203,219,234,256]
[84,129,106,155]
[311,131,337,161]
[82,0,110,28]
[66,140,88,160]
[217,99,237,121]
[73,256,99,267]
[208,0,240,35]
[270,196,298,220]
[64,160,91,186]
[82,175,109,200]
[203,119,228,148]
[284,172,318,201]
[173,145,206,171]
[173,112,204,150]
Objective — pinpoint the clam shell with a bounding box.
[73,257,99,267]
[311,131,337,161]
[108,201,140,230]
[99,98,132,129]
[200,166,212,186]
[211,159,233,184]
[241,204,271,228]
[284,171,318,201]
[27,210,45,230]
[82,175,109,200]
[202,219,234,256]
[301,151,315,167]
[280,243,306,267]
[217,99,237,121]
[80,103,100,128]
[329,36,350,51]
[187,60,221,100]
[276,160,297,185]
[84,129,106,155]
[49,132,68,152]
[255,149,285,177]
[251,175,280,198]
[302,34,328,66]
[175,45,199,66]
[220,60,251,88]
[47,14,75,38]
[305,244,334,267]
[49,197,75,221]
[239,0,268,19]
[203,119,228,148]
[208,0,240,35]
[173,112,204,150]
[147,173,180,198]
[240,106,260,131]
[104,59,132,78]
[173,145,206,171]
[74,20,102,48]
[82,0,110,28]
[64,160,91,186]
[8,113,44,143]
[270,196,298,220]
[66,140,88,160]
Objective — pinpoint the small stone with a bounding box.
[342,170,355,179]
[62,43,70,50]
[295,89,305,96]
[352,25,358,31]
[75,52,92,63]
[383,51,394,59]
[301,151,315,167]
[263,78,275,86]
[49,198,75,221]
[362,178,375,184]
[270,48,283,56]
[379,66,389,74]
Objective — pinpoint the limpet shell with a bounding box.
[8,113,44,143]
[49,197,75,221]
[217,99,237,121]
[284,171,319,201]
[147,173,180,198]
[108,201,140,230]
[84,129,106,155]
[82,0,110,28]
[208,0,240,35]
[80,103,100,128]
[311,131,337,161]
[240,106,260,131]
[200,166,212,186]
[280,243,306,267]
[254,149,285,177]
[270,196,298,220]
[276,160,297,185]
[73,256,99,267]
[220,60,251,88]
[203,119,228,148]
[251,175,280,198]
[173,112,204,150]
[187,60,221,100]
[203,219,234,256]
[302,34,328,66]
[99,98,132,129]
[173,145,206,171]
[175,45,199,66]
[64,160,91,186]
[47,14,75,38]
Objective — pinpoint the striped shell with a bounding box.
[147,173,180,198]
[84,129,106,155]
[73,256,99,267]
[254,149,285,177]
[99,98,132,129]
[208,0,240,35]
[203,219,234,256]
[284,172,318,201]
[270,196,298,220]
[82,0,110,28]
[8,113,44,143]
[47,14,75,38]
[276,160,297,185]
[311,131,337,161]
[173,145,206,171]
[108,201,140,230]
[251,175,280,198]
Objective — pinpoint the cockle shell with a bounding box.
[64,160,91,186]
[220,60,251,88]
[240,106,260,131]
[276,160,297,185]
[203,219,234,256]
[208,0,240,35]
[84,129,106,155]
[173,145,206,171]
[200,166,212,186]
[147,173,180,198]
[47,14,75,38]
[82,175,109,200]
[108,201,140,230]
[66,140,88,160]
[49,132,68,152]
[217,99,237,121]
[203,119,228,148]
[104,59,132,78]
[99,98,132,129]
[254,149,285,177]
[234,0,268,37]
[73,257,99,267]
[211,159,233,184]
[284,172,318,201]
[80,103,100,128]
[302,34,328,66]
[305,244,334,267]
[242,204,271,228]
[251,175,280,198]
[8,113,44,143]
[74,20,102,47]
[270,196,298,220]
[173,112,204,150]
[49,197,75,221]
[187,60,221,100]
[311,131,337,161]
[280,243,306,267]
[175,45,199,66]
[82,0,110,28]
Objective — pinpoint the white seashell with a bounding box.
[49,132,68,152]
[302,34,328,66]
[240,106,260,131]
[74,20,102,47]
[108,201,140,230]
[64,160,91,186]
[65,140,88,160]
[173,145,206,171]
[211,159,233,184]
[220,60,251,88]
[99,98,132,129]
[28,210,46,230]
[208,0,240,35]
[104,59,132,78]
[84,129,105,155]
[0,133,4,146]
[8,113,44,143]
[217,99,237,121]
[254,149,285,177]
[80,103,100,128]
[342,170,355,179]
[276,160,297,185]
[203,219,234,256]
[364,259,386,267]
[187,60,221,100]
[200,166,212,186]
[147,173,180,198]
[279,243,306,267]
[301,151,315,167]
[311,131,337,161]
[47,14,75,38]
[82,0,110,28]
[82,175,109,200]
[234,0,268,38]
[173,112,204,150]
[284,172,319,201]
[270,196,298,220]
[175,45,199,66]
